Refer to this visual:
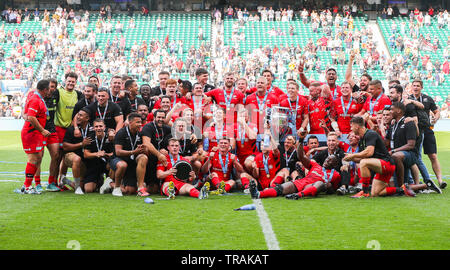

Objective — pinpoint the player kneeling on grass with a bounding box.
[62,108,92,195]
[343,116,415,197]
[83,118,114,193]
[201,137,244,194]
[157,138,209,199]
[249,131,339,199]
[110,113,148,197]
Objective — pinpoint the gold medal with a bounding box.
[266,174,270,178]
[224,173,227,178]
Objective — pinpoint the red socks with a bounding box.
[48,175,56,185]
[270,176,284,187]
[360,176,371,193]
[211,176,220,187]
[24,163,37,188]
[241,177,249,189]
[34,175,41,186]
[302,186,318,197]
[385,187,398,196]
[259,188,277,198]
[189,188,200,198]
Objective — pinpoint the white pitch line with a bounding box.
[0,180,22,183]
[252,199,281,250]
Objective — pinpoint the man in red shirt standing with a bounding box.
[357,80,392,125]
[298,61,342,100]
[330,81,364,137]
[20,80,51,194]
[205,72,244,122]
[279,80,308,137]
[234,108,258,173]
[244,76,279,134]
[249,70,288,100]
[306,82,333,135]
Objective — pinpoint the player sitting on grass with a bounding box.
[249,131,339,199]
[201,137,244,194]
[157,138,209,199]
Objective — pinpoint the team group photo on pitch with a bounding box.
[20,60,446,201]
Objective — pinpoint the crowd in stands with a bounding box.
[0,4,449,118]
[210,7,383,89]
[384,9,450,88]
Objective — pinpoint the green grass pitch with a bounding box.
[0,131,449,250]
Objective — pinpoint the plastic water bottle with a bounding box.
[234,204,256,211]
[203,138,209,152]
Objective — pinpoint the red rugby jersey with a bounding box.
[363,93,391,117]
[331,97,363,134]
[22,93,47,133]
[210,151,236,180]
[255,151,281,189]
[307,96,332,134]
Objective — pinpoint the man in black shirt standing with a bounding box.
[109,75,132,120]
[344,116,415,197]
[72,83,97,119]
[84,88,124,136]
[139,84,155,111]
[42,78,61,191]
[124,79,145,113]
[195,68,215,93]
[345,50,372,93]
[151,71,169,97]
[410,79,446,189]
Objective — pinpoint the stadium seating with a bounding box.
[222,14,386,92]
[0,20,44,79]
[0,11,447,107]
[378,17,450,105]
